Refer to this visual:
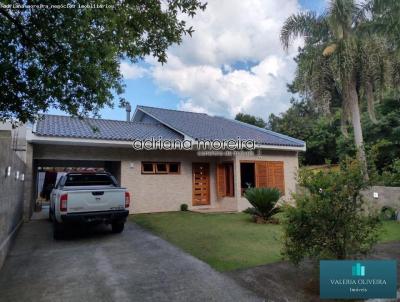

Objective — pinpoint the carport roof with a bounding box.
[34,115,183,141]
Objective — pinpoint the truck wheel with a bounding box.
[111,222,124,233]
[53,220,64,240]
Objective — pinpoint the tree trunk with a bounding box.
[344,78,369,180]
[365,81,378,124]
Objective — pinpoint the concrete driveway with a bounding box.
[0,220,261,302]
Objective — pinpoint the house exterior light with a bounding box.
[5,166,11,177]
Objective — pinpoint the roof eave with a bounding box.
[28,133,306,152]
[27,132,136,148]
[256,143,306,152]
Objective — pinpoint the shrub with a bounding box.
[242,207,257,215]
[283,159,381,264]
[380,206,397,220]
[381,159,400,186]
[244,187,280,222]
[180,204,188,211]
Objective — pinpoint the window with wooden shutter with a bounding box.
[267,161,285,194]
[254,161,285,195]
[216,164,226,198]
[216,163,234,198]
[255,161,268,187]
[141,162,181,174]
[225,163,234,197]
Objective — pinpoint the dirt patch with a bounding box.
[226,241,400,302]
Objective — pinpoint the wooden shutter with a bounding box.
[255,161,285,195]
[216,164,226,198]
[255,161,268,187]
[267,161,285,195]
[226,164,234,197]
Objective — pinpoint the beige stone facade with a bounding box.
[235,151,299,211]
[32,144,299,214]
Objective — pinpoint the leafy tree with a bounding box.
[280,0,400,178]
[268,99,316,142]
[283,159,380,264]
[235,113,266,128]
[244,187,280,222]
[0,0,206,123]
[380,159,400,186]
[269,95,400,172]
[363,96,400,172]
[369,0,400,49]
[268,99,344,165]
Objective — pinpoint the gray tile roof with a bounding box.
[34,115,183,141]
[137,106,305,147]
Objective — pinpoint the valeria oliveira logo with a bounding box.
[131,137,256,151]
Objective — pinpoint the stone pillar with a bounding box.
[23,143,34,222]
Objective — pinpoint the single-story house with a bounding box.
[27,105,306,213]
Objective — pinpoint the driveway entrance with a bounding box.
[0,221,261,302]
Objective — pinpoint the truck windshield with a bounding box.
[64,174,115,186]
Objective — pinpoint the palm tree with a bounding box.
[280,0,397,179]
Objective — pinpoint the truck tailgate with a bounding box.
[64,187,126,213]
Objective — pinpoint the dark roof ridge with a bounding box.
[33,114,183,141]
[37,114,166,126]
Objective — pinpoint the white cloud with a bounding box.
[130,0,305,119]
[170,0,301,66]
[152,53,296,118]
[120,62,148,80]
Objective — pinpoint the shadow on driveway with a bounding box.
[0,220,262,302]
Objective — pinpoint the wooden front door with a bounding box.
[192,163,210,206]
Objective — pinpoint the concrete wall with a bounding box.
[33,144,300,213]
[361,186,400,211]
[23,143,34,221]
[0,130,26,269]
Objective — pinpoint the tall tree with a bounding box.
[268,99,346,165]
[369,0,400,45]
[280,0,398,178]
[0,0,206,123]
[235,113,266,128]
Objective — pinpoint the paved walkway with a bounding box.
[0,220,261,302]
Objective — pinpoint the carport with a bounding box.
[25,133,134,218]
[32,158,121,214]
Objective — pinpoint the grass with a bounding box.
[379,220,400,242]
[131,212,400,272]
[131,212,283,271]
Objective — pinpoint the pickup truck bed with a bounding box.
[50,172,130,239]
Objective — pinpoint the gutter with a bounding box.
[28,132,306,152]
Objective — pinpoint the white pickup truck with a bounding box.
[49,172,130,239]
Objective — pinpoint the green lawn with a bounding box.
[380,220,400,242]
[131,212,400,272]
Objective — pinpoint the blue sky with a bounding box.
[299,0,327,12]
[49,0,327,121]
